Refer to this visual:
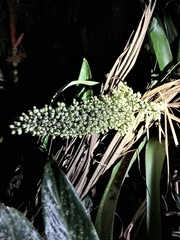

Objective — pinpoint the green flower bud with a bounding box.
[9,81,166,139]
[17,129,22,135]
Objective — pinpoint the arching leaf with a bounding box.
[76,58,94,101]
[147,16,173,71]
[41,157,100,240]
[145,136,165,240]
[161,10,177,44]
[95,137,147,240]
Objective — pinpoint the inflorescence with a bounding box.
[9,82,166,139]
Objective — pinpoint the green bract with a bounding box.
[9,82,166,139]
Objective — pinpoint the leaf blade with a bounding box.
[41,157,100,240]
[147,16,173,71]
[145,136,165,240]
[76,58,94,101]
[95,137,147,240]
[0,204,41,240]
[50,80,99,105]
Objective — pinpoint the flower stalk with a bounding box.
[9,82,166,139]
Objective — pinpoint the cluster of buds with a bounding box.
[9,82,166,139]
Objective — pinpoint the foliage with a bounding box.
[147,4,179,76]
[95,137,147,240]
[0,157,99,240]
[0,204,42,240]
[0,0,180,240]
[147,15,174,71]
[48,57,96,106]
[145,136,166,240]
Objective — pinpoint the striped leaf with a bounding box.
[41,157,100,240]
[0,204,41,240]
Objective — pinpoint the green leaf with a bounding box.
[38,135,51,152]
[178,34,180,62]
[145,136,165,240]
[0,204,41,240]
[76,58,94,101]
[174,193,180,211]
[50,80,99,105]
[147,16,173,71]
[161,10,178,44]
[79,89,93,101]
[50,58,98,104]
[95,137,147,240]
[41,157,100,240]
[78,58,92,80]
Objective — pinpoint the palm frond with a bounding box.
[55,1,180,200]
[103,0,156,92]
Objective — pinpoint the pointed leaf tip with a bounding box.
[41,159,100,240]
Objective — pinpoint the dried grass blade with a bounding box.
[81,133,122,198]
[118,4,154,81]
[167,112,180,123]
[103,39,131,92]
[142,79,180,101]
[77,134,100,196]
[66,137,87,177]
[103,1,156,92]
[168,103,180,108]
[166,109,179,146]
[71,150,89,185]
[164,110,170,197]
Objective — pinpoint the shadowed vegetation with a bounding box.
[0,0,180,239]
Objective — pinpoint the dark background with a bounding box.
[0,0,179,238]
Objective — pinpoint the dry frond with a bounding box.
[80,79,180,198]
[54,1,180,199]
[103,0,157,93]
[54,0,160,198]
